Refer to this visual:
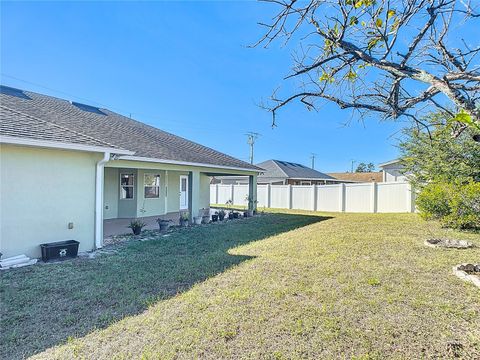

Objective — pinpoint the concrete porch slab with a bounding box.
[104,212,180,238]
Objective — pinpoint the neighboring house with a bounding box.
[0,85,261,259]
[326,172,383,183]
[378,159,407,182]
[214,159,345,185]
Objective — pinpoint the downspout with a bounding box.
[95,152,110,249]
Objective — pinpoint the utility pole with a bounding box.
[310,153,317,169]
[350,159,356,173]
[246,132,260,165]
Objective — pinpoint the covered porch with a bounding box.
[99,159,258,243]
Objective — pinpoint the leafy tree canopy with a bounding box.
[399,111,480,188]
[355,162,375,172]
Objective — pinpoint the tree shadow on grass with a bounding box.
[0,212,331,359]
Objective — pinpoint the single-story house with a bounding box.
[326,172,383,183]
[378,159,407,182]
[213,159,346,185]
[0,85,262,259]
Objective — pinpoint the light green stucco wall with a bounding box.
[103,168,195,218]
[166,171,188,213]
[103,167,119,220]
[135,169,165,218]
[0,146,257,258]
[199,173,211,210]
[0,144,99,258]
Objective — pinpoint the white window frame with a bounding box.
[120,173,135,200]
[144,174,161,199]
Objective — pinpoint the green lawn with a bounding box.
[1,211,479,359]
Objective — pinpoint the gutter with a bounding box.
[95,152,110,249]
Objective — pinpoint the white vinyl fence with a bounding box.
[210,182,415,213]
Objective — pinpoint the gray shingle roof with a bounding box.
[0,86,260,171]
[257,160,335,180]
[0,105,122,148]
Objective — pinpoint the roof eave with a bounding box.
[117,155,263,173]
[378,159,401,167]
[0,135,134,155]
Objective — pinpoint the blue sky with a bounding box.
[1,1,408,172]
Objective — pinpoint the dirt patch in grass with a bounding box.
[425,238,474,249]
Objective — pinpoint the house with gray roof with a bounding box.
[214,159,345,185]
[0,85,261,259]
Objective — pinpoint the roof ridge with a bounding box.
[0,104,122,149]
[270,160,292,178]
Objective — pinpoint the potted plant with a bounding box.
[179,212,189,227]
[233,212,239,219]
[200,208,210,224]
[217,209,226,221]
[228,212,234,220]
[128,219,146,235]
[156,218,171,231]
[212,213,219,222]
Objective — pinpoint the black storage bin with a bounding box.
[40,240,80,262]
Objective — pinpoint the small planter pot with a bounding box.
[243,211,249,218]
[233,212,239,219]
[132,227,142,235]
[193,216,202,225]
[202,215,210,224]
[218,214,225,221]
[157,220,171,232]
[228,213,234,220]
[211,214,219,222]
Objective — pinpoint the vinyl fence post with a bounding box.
[339,183,346,212]
[230,184,234,205]
[288,184,292,209]
[312,185,317,211]
[406,183,415,213]
[371,182,378,213]
[215,184,219,205]
[267,184,271,208]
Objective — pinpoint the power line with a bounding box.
[246,132,261,165]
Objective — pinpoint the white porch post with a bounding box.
[188,170,201,222]
[164,170,169,215]
[95,152,110,249]
[248,174,257,212]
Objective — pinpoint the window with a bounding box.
[144,174,160,198]
[120,174,134,199]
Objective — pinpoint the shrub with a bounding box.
[444,182,480,230]
[416,182,452,220]
[416,181,480,230]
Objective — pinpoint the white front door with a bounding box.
[179,175,189,210]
